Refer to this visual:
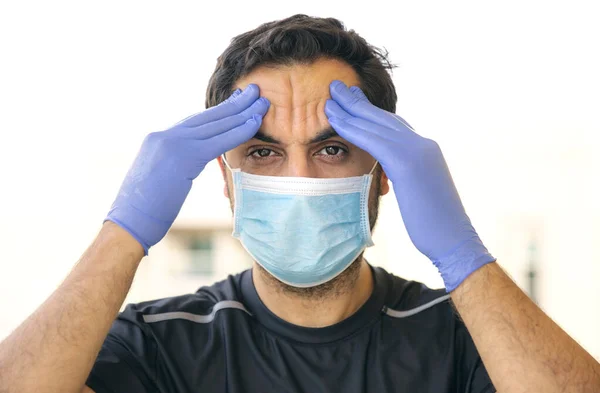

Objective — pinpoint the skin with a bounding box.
[0,222,144,393]
[220,58,600,391]
[1,58,597,393]
[452,263,600,392]
[219,58,390,327]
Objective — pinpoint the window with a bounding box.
[185,234,214,275]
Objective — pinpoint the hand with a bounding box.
[325,80,495,291]
[106,84,270,254]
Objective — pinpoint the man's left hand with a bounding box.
[325,80,495,292]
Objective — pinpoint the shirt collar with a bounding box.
[240,263,389,344]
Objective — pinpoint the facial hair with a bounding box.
[227,165,383,301]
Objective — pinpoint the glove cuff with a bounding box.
[105,202,172,255]
[103,217,150,256]
[432,238,496,292]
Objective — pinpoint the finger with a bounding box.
[349,86,369,101]
[179,84,261,128]
[327,116,389,160]
[348,84,416,131]
[330,80,390,125]
[326,99,412,143]
[171,88,243,127]
[348,85,415,130]
[324,98,353,121]
[178,97,270,140]
[202,114,263,159]
[330,80,413,131]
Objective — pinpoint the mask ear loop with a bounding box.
[368,160,379,175]
[222,153,241,237]
[221,154,234,172]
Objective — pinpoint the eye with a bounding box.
[316,146,347,156]
[249,148,276,159]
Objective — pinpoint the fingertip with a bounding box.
[260,96,270,107]
[325,99,349,119]
[244,84,260,95]
[247,114,263,125]
[255,97,270,116]
[324,98,334,111]
[330,80,353,102]
[325,98,342,108]
[330,80,346,90]
[238,115,262,141]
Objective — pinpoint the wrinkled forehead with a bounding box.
[233,58,361,141]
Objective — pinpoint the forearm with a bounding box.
[0,222,144,393]
[452,262,600,392]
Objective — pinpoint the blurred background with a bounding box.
[0,0,598,359]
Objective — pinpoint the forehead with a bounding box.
[233,58,360,140]
[234,58,360,103]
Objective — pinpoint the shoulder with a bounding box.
[118,270,250,327]
[376,267,487,372]
[375,266,455,327]
[375,267,492,381]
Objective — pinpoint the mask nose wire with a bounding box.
[368,160,379,175]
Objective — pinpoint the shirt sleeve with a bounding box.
[465,357,496,393]
[86,304,160,393]
[452,312,496,393]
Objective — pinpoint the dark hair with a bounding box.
[205,14,397,112]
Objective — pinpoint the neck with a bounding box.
[252,260,374,328]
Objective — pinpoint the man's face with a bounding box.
[219,58,390,296]
[221,57,389,200]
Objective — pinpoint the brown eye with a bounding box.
[325,146,340,155]
[317,146,346,156]
[250,148,275,158]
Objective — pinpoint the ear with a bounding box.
[379,167,390,196]
[217,156,230,199]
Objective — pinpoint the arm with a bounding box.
[452,262,600,392]
[0,222,143,393]
[325,80,600,392]
[0,85,269,393]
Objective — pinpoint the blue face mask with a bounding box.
[223,156,377,288]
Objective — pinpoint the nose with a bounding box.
[284,151,318,178]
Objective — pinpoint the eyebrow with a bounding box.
[252,127,340,144]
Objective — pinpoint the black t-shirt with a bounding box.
[86,265,495,392]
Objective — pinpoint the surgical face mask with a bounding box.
[223,156,377,287]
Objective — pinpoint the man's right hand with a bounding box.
[106,84,269,253]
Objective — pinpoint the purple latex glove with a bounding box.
[325,80,495,292]
[106,84,269,254]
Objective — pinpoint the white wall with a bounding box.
[0,0,598,359]
[126,230,252,303]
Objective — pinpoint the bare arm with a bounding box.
[0,85,267,393]
[0,222,144,393]
[452,262,600,392]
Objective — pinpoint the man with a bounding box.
[0,14,598,393]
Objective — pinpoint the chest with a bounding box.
[155,321,457,393]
